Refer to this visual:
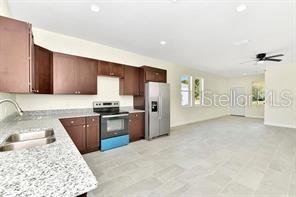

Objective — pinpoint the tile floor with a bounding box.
[83,116,296,197]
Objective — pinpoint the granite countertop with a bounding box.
[0,109,99,197]
[120,106,145,113]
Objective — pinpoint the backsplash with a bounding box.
[15,77,133,111]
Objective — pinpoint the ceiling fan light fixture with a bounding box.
[257,60,265,64]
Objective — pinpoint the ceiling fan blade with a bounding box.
[265,58,282,62]
[266,54,284,59]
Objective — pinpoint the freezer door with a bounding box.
[159,83,170,136]
[145,82,160,139]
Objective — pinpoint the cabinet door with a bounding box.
[145,70,156,82]
[33,45,53,94]
[65,125,86,153]
[110,63,124,78]
[86,124,99,151]
[86,116,99,152]
[120,65,139,95]
[154,70,166,83]
[128,114,135,141]
[77,57,97,94]
[0,16,32,93]
[97,60,110,76]
[53,53,77,94]
[129,113,144,142]
[134,112,145,140]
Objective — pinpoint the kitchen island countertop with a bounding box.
[0,108,99,197]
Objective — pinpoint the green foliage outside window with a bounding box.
[252,81,265,105]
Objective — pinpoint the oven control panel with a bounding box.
[93,101,120,108]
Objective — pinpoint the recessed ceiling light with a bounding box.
[233,39,249,46]
[91,4,100,13]
[236,4,247,12]
[160,41,167,45]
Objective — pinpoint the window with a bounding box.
[181,76,192,106]
[194,77,204,105]
[252,80,265,105]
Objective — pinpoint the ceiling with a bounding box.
[8,0,296,77]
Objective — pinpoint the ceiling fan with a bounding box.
[241,53,284,64]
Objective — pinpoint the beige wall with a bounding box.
[227,74,265,119]
[264,64,296,128]
[15,28,229,127]
[0,0,18,121]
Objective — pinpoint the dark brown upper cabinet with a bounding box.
[98,60,124,78]
[76,57,98,94]
[33,45,53,94]
[142,66,167,83]
[120,65,139,96]
[138,66,167,96]
[134,66,167,109]
[53,52,97,95]
[0,16,34,93]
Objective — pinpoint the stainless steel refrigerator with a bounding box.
[145,82,170,140]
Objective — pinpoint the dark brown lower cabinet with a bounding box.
[86,116,100,152]
[129,112,145,142]
[65,125,86,153]
[60,116,99,154]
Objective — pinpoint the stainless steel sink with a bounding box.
[5,129,54,143]
[0,137,56,152]
[0,129,56,152]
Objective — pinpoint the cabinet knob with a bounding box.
[83,125,86,128]
[78,91,80,94]
[87,125,89,127]
[129,120,131,122]
[110,72,114,75]
[71,121,74,124]
[136,114,138,117]
[155,72,159,75]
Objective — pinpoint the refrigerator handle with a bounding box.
[159,95,162,119]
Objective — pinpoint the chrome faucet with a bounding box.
[0,99,24,116]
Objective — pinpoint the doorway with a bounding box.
[230,87,246,116]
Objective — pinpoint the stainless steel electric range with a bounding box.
[93,101,129,151]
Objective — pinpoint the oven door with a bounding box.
[101,114,129,139]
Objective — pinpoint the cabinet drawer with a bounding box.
[129,112,144,120]
[60,117,86,127]
[86,116,99,125]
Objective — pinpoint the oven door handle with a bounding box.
[101,114,129,118]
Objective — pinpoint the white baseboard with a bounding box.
[264,122,296,129]
[171,114,228,129]
[246,115,264,119]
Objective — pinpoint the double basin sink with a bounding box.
[0,129,56,152]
